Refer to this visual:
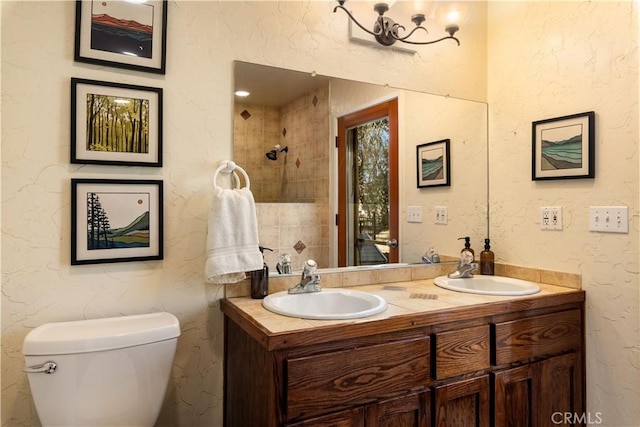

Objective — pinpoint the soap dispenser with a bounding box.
[459,237,475,261]
[480,238,495,275]
[251,246,273,299]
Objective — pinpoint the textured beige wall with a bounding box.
[1,1,486,426]
[487,2,639,426]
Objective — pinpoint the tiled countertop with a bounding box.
[221,276,585,351]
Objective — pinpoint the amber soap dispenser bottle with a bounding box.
[480,238,495,275]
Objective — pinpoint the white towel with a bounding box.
[205,186,263,284]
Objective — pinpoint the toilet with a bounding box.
[22,312,180,427]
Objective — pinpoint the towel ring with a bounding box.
[213,160,251,190]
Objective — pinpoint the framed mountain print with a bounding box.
[74,0,168,74]
[532,111,595,180]
[71,179,163,265]
[417,139,451,188]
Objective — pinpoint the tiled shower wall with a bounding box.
[234,85,331,268]
[256,203,331,271]
[233,84,330,204]
[233,103,281,201]
[278,86,330,203]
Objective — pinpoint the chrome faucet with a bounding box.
[447,248,478,279]
[288,260,322,294]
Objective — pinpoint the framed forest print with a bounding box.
[71,179,163,265]
[417,139,451,188]
[532,111,595,180]
[71,78,162,167]
[74,0,168,74]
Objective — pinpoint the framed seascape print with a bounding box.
[74,0,168,74]
[417,139,451,188]
[532,111,595,180]
[71,78,162,167]
[71,179,163,265]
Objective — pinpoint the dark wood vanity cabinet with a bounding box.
[493,352,582,427]
[491,309,583,427]
[223,295,585,427]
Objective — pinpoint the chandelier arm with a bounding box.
[399,35,461,46]
[392,25,429,42]
[333,5,383,37]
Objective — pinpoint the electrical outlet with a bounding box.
[407,206,422,223]
[540,206,563,230]
[589,206,628,233]
[435,206,448,225]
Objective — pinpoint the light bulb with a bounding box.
[436,2,469,27]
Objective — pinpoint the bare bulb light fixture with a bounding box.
[333,0,466,47]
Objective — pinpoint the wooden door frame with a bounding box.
[336,98,399,267]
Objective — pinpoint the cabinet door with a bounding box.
[493,352,583,427]
[286,407,364,427]
[493,364,540,427]
[434,375,490,427]
[365,391,431,427]
[539,352,584,426]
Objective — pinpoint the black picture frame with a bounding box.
[71,179,163,265]
[417,139,451,188]
[71,78,163,167]
[532,111,595,180]
[74,0,168,74]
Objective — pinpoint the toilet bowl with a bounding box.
[22,312,180,427]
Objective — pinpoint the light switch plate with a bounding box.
[589,206,628,233]
[407,206,422,223]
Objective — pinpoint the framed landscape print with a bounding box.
[417,139,451,188]
[74,0,168,74]
[532,111,595,180]
[71,78,162,167]
[71,179,163,265]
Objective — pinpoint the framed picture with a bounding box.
[71,179,163,265]
[74,0,168,74]
[417,139,451,188]
[71,78,162,167]
[532,111,595,180]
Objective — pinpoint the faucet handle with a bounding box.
[460,249,474,265]
[302,259,317,275]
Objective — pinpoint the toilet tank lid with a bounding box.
[22,312,181,356]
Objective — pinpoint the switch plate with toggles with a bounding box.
[407,206,423,223]
[589,206,628,233]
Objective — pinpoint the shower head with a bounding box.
[266,150,278,161]
[265,145,289,161]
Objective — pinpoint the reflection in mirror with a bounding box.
[233,61,488,274]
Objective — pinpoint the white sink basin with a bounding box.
[434,275,541,296]
[262,288,387,320]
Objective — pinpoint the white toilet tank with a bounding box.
[22,312,180,427]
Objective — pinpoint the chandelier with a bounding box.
[333,1,466,47]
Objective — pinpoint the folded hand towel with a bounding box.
[205,186,263,284]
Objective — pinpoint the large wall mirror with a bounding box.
[233,61,488,273]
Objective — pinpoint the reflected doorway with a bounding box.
[337,99,399,267]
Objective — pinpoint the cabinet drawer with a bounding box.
[492,309,581,365]
[285,336,431,421]
[433,325,490,379]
